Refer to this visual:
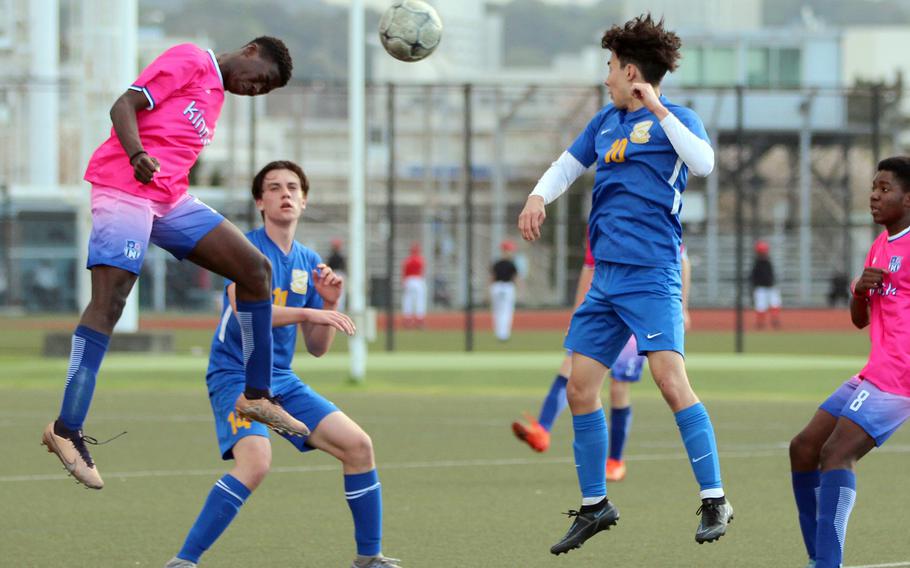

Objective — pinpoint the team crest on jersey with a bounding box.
[889,255,902,273]
[629,120,653,144]
[291,269,308,294]
[124,240,142,260]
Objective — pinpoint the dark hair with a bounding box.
[248,36,293,87]
[877,156,910,192]
[251,160,309,200]
[601,13,681,85]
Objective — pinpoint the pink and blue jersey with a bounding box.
[568,96,708,269]
[857,226,910,397]
[84,43,225,203]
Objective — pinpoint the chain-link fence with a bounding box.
[0,81,904,315]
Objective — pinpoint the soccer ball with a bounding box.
[378,0,443,63]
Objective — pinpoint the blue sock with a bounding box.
[792,470,820,561]
[235,300,273,393]
[572,409,608,498]
[815,469,856,568]
[345,470,383,556]
[58,325,110,431]
[178,474,251,563]
[674,403,723,497]
[608,406,632,461]
[538,375,568,431]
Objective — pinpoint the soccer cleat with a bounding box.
[606,458,626,482]
[511,413,551,452]
[549,499,620,555]
[164,558,197,568]
[235,393,310,437]
[352,554,402,568]
[41,421,104,490]
[695,497,734,543]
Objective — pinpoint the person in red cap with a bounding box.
[401,242,426,328]
[490,240,520,341]
[750,239,781,328]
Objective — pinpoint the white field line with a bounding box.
[7,443,910,484]
[846,562,910,568]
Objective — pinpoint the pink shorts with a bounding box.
[86,185,223,274]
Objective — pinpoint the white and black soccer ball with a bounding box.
[378,0,442,63]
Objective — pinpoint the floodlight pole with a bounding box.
[348,0,367,381]
[463,83,475,352]
[734,86,745,354]
[385,82,396,352]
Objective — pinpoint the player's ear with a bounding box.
[242,42,259,58]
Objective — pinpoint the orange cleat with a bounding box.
[511,413,551,453]
[606,458,626,482]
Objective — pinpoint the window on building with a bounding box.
[702,47,737,87]
[676,47,702,87]
[776,48,802,88]
[747,48,771,87]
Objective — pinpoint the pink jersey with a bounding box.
[858,226,910,397]
[84,44,225,203]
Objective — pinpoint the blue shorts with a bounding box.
[87,186,224,275]
[565,261,684,369]
[820,376,910,446]
[207,369,339,460]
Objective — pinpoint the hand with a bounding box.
[630,82,667,117]
[853,267,888,297]
[518,195,546,241]
[683,308,691,331]
[132,153,160,184]
[313,264,344,305]
[302,308,356,336]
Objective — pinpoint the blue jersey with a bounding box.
[568,96,709,268]
[207,227,324,377]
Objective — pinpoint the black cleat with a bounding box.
[695,497,733,543]
[550,499,619,555]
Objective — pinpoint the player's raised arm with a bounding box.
[110,89,161,184]
[519,151,589,241]
[850,267,886,329]
[631,81,714,177]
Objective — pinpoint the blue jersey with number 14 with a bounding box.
[568,95,709,269]
[206,227,324,378]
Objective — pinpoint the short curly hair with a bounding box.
[878,156,910,192]
[248,36,293,87]
[601,13,681,85]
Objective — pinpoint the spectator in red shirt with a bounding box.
[401,242,426,328]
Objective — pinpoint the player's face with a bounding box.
[225,46,282,96]
[870,170,910,226]
[605,54,632,109]
[257,169,306,224]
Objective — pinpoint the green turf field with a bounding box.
[2,325,908,567]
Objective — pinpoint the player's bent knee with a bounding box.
[343,432,375,469]
[237,255,273,296]
[789,433,821,467]
[818,440,854,471]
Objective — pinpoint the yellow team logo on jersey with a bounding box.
[291,269,309,294]
[630,120,653,144]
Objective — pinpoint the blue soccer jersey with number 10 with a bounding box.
[568,95,709,269]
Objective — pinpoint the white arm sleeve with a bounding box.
[529,151,588,205]
[660,113,715,177]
